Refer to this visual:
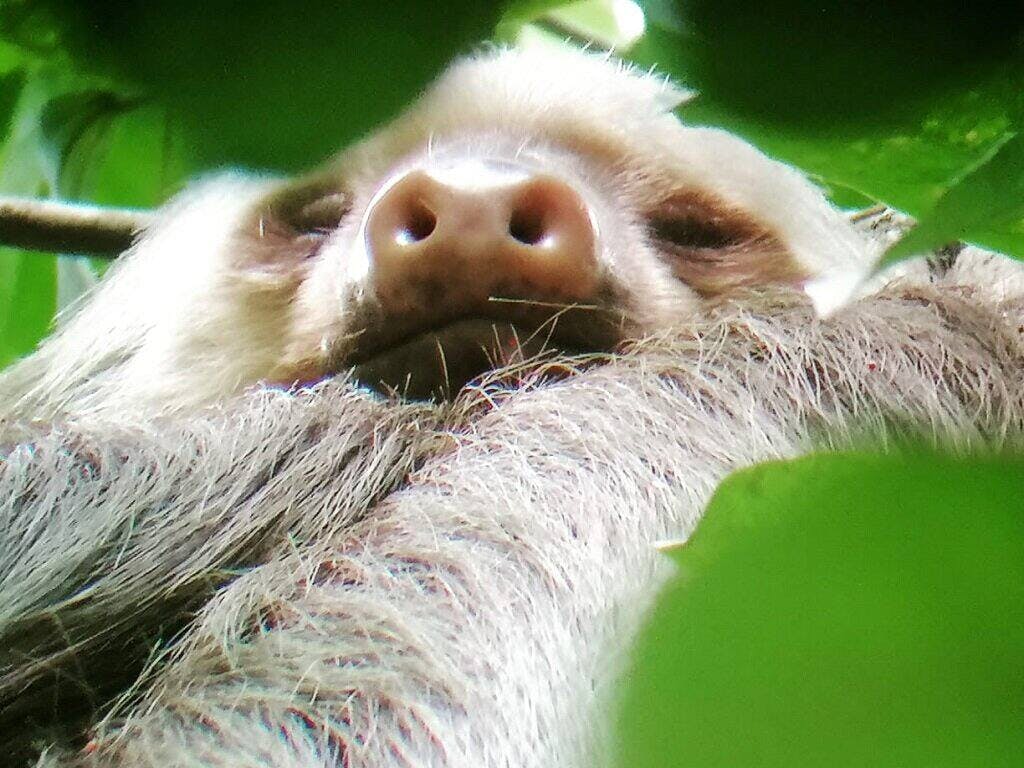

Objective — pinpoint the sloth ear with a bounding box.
[646,189,808,296]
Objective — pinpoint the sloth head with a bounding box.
[1,45,870,418]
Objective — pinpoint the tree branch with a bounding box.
[0,196,155,258]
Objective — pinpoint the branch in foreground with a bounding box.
[0,197,155,258]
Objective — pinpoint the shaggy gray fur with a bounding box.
[1,387,436,764]
[4,285,1024,767]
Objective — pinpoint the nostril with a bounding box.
[503,175,599,299]
[508,206,548,246]
[396,199,437,245]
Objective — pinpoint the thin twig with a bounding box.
[848,203,888,223]
[0,196,155,258]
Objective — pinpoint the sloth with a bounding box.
[0,45,866,420]
[1,46,1023,768]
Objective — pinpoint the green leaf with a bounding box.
[883,132,1024,265]
[678,81,1018,217]
[0,247,56,368]
[0,76,152,363]
[0,39,34,74]
[0,1,65,59]
[496,0,576,41]
[0,69,25,138]
[629,4,1024,227]
[618,450,1024,768]
[38,87,137,195]
[52,99,194,206]
[651,2,1024,127]
[35,1,501,172]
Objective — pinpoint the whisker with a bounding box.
[435,336,451,398]
[486,296,600,312]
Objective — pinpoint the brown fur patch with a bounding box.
[232,174,352,290]
[264,174,352,237]
[647,190,808,296]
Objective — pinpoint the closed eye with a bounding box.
[290,192,351,237]
[646,190,806,295]
[267,178,353,240]
[649,214,743,251]
[647,191,758,251]
[238,181,354,269]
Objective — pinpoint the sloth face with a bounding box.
[1,46,868,419]
[234,48,867,399]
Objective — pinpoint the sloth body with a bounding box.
[1,46,1023,767]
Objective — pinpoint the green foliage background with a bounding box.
[0,2,1021,765]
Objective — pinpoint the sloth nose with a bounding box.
[363,160,599,313]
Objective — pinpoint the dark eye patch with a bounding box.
[288,192,351,236]
[646,190,807,296]
[648,192,759,251]
[230,179,353,275]
[268,177,352,238]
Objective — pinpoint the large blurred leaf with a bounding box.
[677,65,1020,212]
[631,1,1024,260]
[43,95,192,207]
[618,450,1024,768]
[24,1,501,172]
[0,64,24,123]
[651,1,1024,126]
